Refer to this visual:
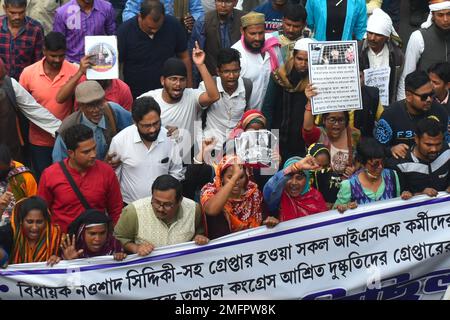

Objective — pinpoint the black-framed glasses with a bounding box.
[151,199,176,210]
[325,117,346,125]
[409,90,434,101]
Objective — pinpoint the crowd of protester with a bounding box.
[0,0,449,268]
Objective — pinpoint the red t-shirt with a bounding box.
[105,79,133,111]
[38,159,123,233]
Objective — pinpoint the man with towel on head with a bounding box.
[358,8,404,106]
[231,12,282,111]
[397,0,450,101]
[262,37,315,161]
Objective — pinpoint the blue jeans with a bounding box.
[30,144,53,182]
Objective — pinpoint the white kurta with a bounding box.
[232,34,279,111]
[198,77,247,148]
[396,30,425,101]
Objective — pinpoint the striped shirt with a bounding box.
[0,16,44,80]
[53,0,116,63]
[387,144,450,194]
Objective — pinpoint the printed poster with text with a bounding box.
[308,41,363,115]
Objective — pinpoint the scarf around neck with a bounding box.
[272,57,309,92]
[241,35,282,72]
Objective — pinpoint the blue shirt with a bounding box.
[254,1,284,33]
[122,0,204,22]
[52,102,132,162]
[306,0,367,41]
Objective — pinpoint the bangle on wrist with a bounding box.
[292,162,302,172]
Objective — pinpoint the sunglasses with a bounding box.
[409,90,434,101]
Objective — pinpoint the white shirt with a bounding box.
[139,88,206,162]
[397,30,425,101]
[138,88,204,145]
[108,125,185,204]
[198,77,247,148]
[232,34,278,111]
[367,44,390,69]
[11,78,61,137]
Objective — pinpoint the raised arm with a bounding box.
[203,163,242,216]
[55,55,93,103]
[176,50,193,88]
[193,41,220,107]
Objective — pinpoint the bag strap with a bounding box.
[103,103,117,137]
[58,161,92,210]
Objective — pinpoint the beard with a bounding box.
[288,68,307,86]
[244,38,264,53]
[426,152,439,161]
[139,129,160,142]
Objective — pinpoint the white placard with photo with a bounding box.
[85,36,119,80]
[235,129,278,168]
[308,41,363,115]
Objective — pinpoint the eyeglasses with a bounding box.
[151,199,176,210]
[138,120,161,130]
[325,117,346,125]
[215,0,234,6]
[409,90,434,101]
[219,69,241,76]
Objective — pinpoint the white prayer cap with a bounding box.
[421,0,450,28]
[429,0,450,11]
[367,8,394,37]
[293,38,315,52]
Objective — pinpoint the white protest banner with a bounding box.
[308,41,363,115]
[364,67,391,106]
[85,36,119,80]
[1,194,450,300]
